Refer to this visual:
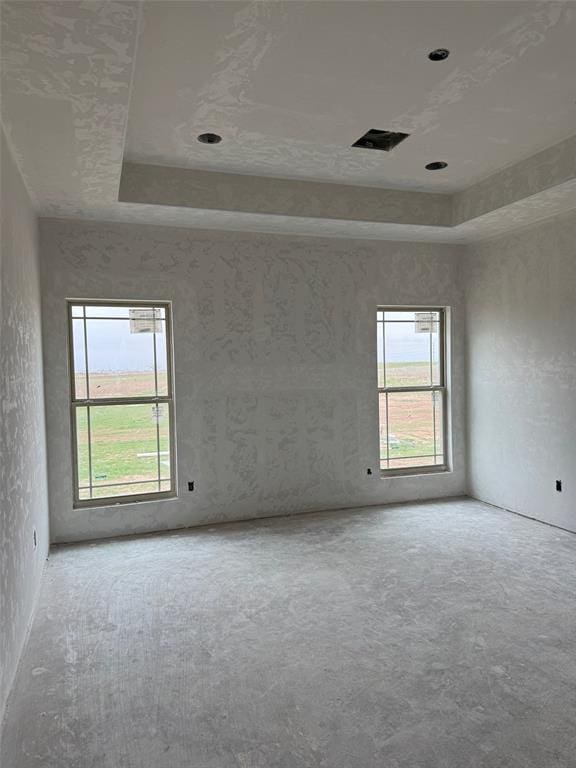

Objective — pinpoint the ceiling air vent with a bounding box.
[351,129,410,152]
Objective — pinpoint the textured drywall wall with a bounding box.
[465,211,576,532]
[0,129,49,725]
[40,219,466,543]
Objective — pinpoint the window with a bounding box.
[68,301,175,506]
[377,307,447,475]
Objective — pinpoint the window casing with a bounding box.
[68,301,176,507]
[377,307,448,475]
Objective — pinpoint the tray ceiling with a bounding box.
[125,1,576,192]
[1,0,575,243]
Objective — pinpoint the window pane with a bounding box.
[71,305,84,318]
[90,482,161,499]
[384,311,417,321]
[84,304,166,320]
[71,319,87,398]
[384,322,430,387]
[384,313,440,387]
[388,390,435,460]
[86,319,157,398]
[431,321,441,385]
[154,320,169,396]
[84,305,131,318]
[156,403,172,480]
[89,404,163,490]
[75,407,90,487]
[378,392,388,464]
[380,391,444,469]
[388,456,438,469]
[377,319,385,388]
[433,389,444,461]
[71,306,170,399]
[83,305,165,320]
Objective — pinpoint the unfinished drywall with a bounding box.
[0,129,49,725]
[40,219,466,543]
[465,211,576,532]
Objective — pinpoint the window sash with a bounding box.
[378,387,447,473]
[67,301,176,507]
[69,300,174,403]
[378,307,447,474]
[71,395,172,405]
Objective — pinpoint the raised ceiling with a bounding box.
[1,0,575,243]
[126,1,576,192]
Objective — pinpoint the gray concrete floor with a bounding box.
[2,498,576,768]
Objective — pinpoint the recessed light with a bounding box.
[198,133,222,144]
[426,161,448,171]
[428,48,450,62]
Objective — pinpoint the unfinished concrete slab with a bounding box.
[2,498,576,767]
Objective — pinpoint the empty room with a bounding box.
[1,1,575,766]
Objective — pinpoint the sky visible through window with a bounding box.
[72,319,165,373]
[377,321,434,364]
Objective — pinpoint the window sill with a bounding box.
[380,465,450,479]
[74,492,177,510]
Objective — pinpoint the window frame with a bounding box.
[67,299,177,508]
[377,305,449,477]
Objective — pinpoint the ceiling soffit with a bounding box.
[118,133,576,236]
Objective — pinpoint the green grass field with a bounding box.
[76,388,171,499]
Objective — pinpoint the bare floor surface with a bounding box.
[2,498,576,767]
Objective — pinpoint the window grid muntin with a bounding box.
[378,307,447,474]
[68,300,176,507]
